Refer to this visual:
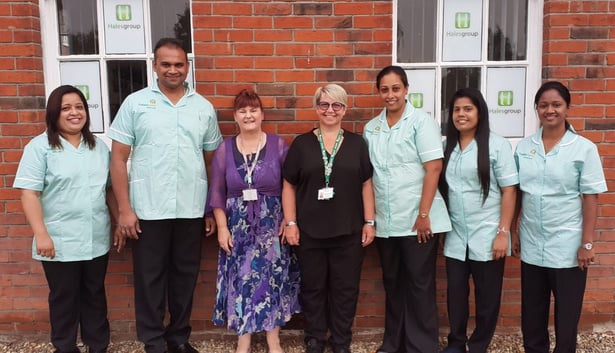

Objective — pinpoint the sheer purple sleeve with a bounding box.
[278,135,289,165]
[208,140,228,210]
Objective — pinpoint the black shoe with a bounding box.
[168,343,199,353]
[305,338,325,353]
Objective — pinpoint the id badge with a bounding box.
[242,188,258,201]
[317,187,334,200]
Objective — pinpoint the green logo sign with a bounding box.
[455,12,471,29]
[116,5,132,21]
[75,85,90,100]
[498,91,513,106]
[408,93,424,109]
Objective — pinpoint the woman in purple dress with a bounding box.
[209,89,301,353]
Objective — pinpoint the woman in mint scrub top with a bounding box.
[14,85,121,353]
[512,81,607,353]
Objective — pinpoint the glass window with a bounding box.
[396,0,437,63]
[488,0,528,61]
[46,0,194,135]
[57,0,98,55]
[395,0,540,138]
[107,61,147,122]
[150,0,192,53]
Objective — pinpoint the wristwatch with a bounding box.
[364,220,376,227]
[582,242,593,250]
[285,221,297,227]
[419,212,429,218]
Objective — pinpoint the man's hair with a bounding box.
[153,38,188,61]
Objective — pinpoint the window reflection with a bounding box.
[488,0,528,61]
[57,0,98,55]
[397,0,436,63]
[440,67,481,133]
[107,61,147,121]
[150,0,192,53]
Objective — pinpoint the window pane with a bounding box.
[397,0,437,63]
[56,0,98,55]
[488,0,528,61]
[150,0,192,53]
[107,60,147,121]
[440,67,481,133]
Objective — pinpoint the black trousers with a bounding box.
[296,233,364,350]
[376,236,439,353]
[521,262,587,353]
[42,253,110,353]
[445,256,505,353]
[132,218,203,353]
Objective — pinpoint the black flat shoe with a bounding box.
[168,342,199,353]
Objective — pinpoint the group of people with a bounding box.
[13,36,606,353]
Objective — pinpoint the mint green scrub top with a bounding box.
[444,134,519,261]
[108,81,222,220]
[13,134,111,261]
[364,103,452,237]
[515,128,607,268]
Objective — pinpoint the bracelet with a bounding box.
[497,227,510,235]
[364,220,376,226]
[285,221,297,227]
[419,212,429,219]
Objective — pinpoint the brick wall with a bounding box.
[0,0,613,340]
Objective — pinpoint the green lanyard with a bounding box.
[317,128,343,187]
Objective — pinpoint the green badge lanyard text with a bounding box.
[317,128,343,187]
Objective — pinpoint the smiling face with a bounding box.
[377,72,409,114]
[234,105,264,133]
[57,92,87,139]
[452,97,479,137]
[153,45,189,93]
[536,88,569,130]
[316,92,346,128]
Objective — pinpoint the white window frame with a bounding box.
[393,0,543,144]
[39,0,195,146]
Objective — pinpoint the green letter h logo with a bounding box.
[116,5,132,21]
[408,93,424,109]
[75,85,90,100]
[455,12,471,29]
[498,91,513,106]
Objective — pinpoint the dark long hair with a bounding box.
[440,88,491,205]
[534,80,573,132]
[46,85,96,150]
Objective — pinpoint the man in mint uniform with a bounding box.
[109,38,222,353]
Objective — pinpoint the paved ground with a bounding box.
[0,332,614,353]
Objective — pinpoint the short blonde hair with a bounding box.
[313,83,348,107]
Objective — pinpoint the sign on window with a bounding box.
[486,67,526,138]
[103,0,145,54]
[442,0,483,62]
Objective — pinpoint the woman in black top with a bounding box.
[282,83,375,353]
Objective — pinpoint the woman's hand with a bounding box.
[412,215,434,244]
[284,223,300,246]
[577,246,595,270]
[35,233,55,259]
[217,227,233,255]
[118,210,141,240]
[492,231,508,260]
[112,225,126,253]
[362,224,375,247]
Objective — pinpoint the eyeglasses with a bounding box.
[317,102,345,112]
